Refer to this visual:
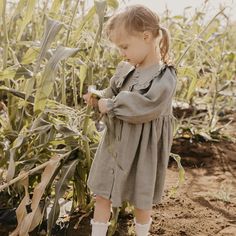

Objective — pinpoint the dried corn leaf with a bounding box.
[10,173,30,236]
[13,156,61,236]
[169,153,185,196]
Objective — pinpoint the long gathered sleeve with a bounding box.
[106,66,177,124]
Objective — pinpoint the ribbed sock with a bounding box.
[134,217,152,236]
[90,219,110,236]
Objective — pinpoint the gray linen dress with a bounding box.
[87,61,177,210]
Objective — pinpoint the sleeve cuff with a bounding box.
[106,98,115,117]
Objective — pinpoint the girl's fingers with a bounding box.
[83,93,91,101]
[91,97,98,107]
[83,93,99,107]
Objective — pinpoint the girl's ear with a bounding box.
[143,31,152,42]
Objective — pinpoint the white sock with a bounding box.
[134,218,152,236]
[90,219,110,236]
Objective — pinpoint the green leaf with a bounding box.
[11,0,27,21]
[106,0,119,9]
[0,66,18,81]
[0,1,3,16]
[168,153,185,197]
[21,47,39,65]
[79,65,88,97]
[73,6,96,39]
[34,46,79,114]
[108,207,120,236]
[6,126,27,182]
[17,0,37,41]
[14,66,33,79]
[179,67,198,101]
[23,17,64,103]
[187,77,198,101]
[34,17,64,74]
[49,0,64,15]
[47,159,78,236]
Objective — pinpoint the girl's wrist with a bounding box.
[98,98,115,115]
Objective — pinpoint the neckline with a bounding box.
[135,62,162,73]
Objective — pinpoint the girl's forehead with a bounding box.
[110,27,141,45]
[110,27,128,43]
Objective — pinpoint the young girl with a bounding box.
[83,4,177,236]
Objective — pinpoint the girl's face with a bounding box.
[110,27,155,67]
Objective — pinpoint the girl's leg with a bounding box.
[134,208,152,236]
[91,195,111,236]
[93,195,112,222]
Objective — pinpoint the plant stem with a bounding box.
[2,0,9,70]
[209,24,227,128]
[72,66,78,108]
[65,0,80,46]
[82,24,103,167]
[61,0,80,105]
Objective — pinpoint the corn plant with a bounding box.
[0,0,118,235]
[164,2,236,141]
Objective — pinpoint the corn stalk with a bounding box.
[1,0,8,70]
[61,0,81,105]
[82,0,107,168]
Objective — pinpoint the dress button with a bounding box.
[110,169,114,174]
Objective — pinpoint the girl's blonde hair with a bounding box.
[105,5,171,64]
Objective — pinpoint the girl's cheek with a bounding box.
[120,50,126,57]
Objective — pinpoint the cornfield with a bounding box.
[0,0,235,235]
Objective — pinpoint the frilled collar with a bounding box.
[114,61,171,89]
[114,62,135,89]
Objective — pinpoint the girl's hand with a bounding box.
[83,93,98,107]
[98,98,109,114]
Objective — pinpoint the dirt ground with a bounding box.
[1,118,236,236]
[149,140,236,236]
[64,138,235,236]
